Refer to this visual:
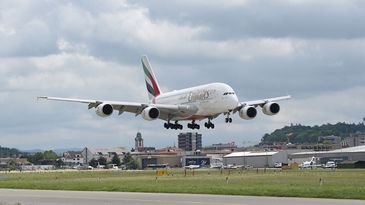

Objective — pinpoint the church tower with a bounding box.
[135,132,144,151]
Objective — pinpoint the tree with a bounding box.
[98,157,107,166]
[41,150,59,165]
[127,158,139,170]
[260,122,365,145]
[28,152,44,165]
[27,150,62,166]
[122,153,132,164]
[89,158,99,168]
[43,150,58,160]
[111,154,121,166]
[8,160,17,170]
[122,153,139,170]
[55,159,65,168]
[0,146,23,158]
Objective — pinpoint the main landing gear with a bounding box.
[163,119,215,130]
[187,120,200,130]
[204,119,215,129]
[164,121,183,130]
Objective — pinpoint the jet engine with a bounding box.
[141,106,160,121]
[239,106,257,120]
[96,103,113,117]
[262,102,280,116]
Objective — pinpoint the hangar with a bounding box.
[223,150,297,168]
[289,145,365,164]
[137,155,182,169]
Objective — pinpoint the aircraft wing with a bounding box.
[234,95,291,112]
[241,95,291,106]
[37,96,197,120]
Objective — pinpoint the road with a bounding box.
[0,189,363,205]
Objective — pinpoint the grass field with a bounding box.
[0,168,364,199]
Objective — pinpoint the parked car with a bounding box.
[323,161,336,169]
[274,162,282,168]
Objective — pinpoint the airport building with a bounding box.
[223,150,300,168]
[203,142,237,152]
[182,155,211,167]
[138,155,182,169]
[289,145,365,164]
[342,132,365,147]
[132,146,185,169]
[318,135,342,149]
[178,132,202,151]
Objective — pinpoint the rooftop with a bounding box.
[224,151,278,158]
[291,145,365,156]
[85,147,129,155]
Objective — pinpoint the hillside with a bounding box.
[261,122,365,144]
[0,146,23,158]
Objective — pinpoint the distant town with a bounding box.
[1,122,365,171]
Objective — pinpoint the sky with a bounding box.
[1,0,365,150]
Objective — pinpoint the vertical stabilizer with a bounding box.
[141,56,162,100]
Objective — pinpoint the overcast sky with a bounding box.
[1,0,365,150]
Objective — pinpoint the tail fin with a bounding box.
[141,55,162,100]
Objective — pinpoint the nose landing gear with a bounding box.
[225,118,232,123]
[225,112,232,123]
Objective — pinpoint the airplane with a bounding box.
[299,156,321,169]
[185,165,200,169]
[38,56,291,130]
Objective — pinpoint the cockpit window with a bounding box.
[223,92,235,95]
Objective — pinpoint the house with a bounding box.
[62,151,84,166]
[81,147,129,164]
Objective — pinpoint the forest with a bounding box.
[261,122,365,144]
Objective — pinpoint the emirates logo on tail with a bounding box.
[141,56,162,100]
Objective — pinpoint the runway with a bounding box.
[0,189,363,205]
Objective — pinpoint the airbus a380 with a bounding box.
[38,56,291,130]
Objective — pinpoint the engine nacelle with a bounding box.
[96,103,113,117]
[141,106,160,121]
[262,102,280,116]
[239,106,257,120]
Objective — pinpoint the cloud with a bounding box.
[135,0,365,40]
[278,86,365,125]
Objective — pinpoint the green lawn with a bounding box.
[0,169,364,199]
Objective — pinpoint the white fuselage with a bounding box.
[155,83,239,120]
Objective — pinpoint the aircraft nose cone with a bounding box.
[233,94,239,104]
[229,94,239,109]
